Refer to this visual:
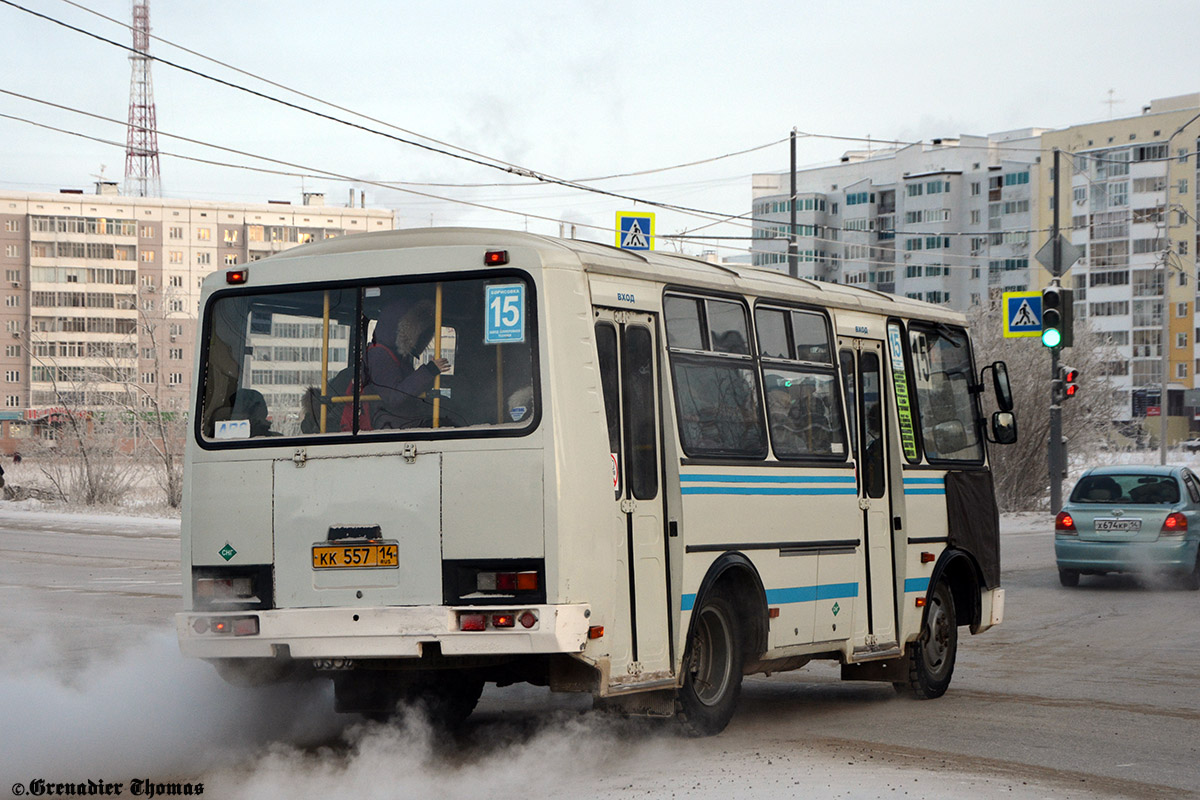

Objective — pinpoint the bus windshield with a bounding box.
[199,275,536,441]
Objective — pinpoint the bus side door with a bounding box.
[594,309,672,679]
[839,338,898,651]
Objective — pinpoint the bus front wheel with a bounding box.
[896,579,957,699]
[677,592,743,736]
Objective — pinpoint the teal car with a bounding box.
[1055,465,1200,589]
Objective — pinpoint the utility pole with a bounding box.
[1049,148,1063,514]
[788,128,798,279]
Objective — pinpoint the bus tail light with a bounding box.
[196,577,254,601]
[492,613,515,628]
[194,615,259,636]
[520,611,538,629]
[587,625,604,639]
[1161,513,1187,535]
[459,613,487,631]
[1055,511,1077,534]
[476,570,539,593]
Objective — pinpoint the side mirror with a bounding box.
[991,411,1017,444]
[991,361,1014,412]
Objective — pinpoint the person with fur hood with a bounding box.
[364,296,450,429]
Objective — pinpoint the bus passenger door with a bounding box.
[839,338,898,651]
[594,309,672,680]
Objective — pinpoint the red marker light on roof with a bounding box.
[226,268,249,285]
[484,250,509,266]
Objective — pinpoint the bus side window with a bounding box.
[595,322,622,498]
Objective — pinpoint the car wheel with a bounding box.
[899,579,957,699]
[677,592,744,736]
[1183,552,1200,592]
[1058,568,1080,587]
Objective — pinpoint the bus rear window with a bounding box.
[199,276,537,442]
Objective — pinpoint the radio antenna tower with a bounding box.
[124,0,161,197]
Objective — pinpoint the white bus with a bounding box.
[177,228,1016,734]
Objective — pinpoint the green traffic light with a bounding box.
[1042,328,1062,348]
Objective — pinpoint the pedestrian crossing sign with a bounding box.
[1002,290,1043,338]
[616,212,655,251]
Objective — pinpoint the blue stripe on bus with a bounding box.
[682,486,858,496]
[681,474,857,484]
[681,581,859,612]
[905,577,931,593]
[903,477,945,495]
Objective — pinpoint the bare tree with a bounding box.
[24,346,142,506]
[968,302,1122,511]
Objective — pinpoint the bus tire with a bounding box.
[412,675,485,729]
[677,592,743,736]
[1058,568,1080,587]
[899,579,956,699]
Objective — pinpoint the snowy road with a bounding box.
[1,510,1197,799]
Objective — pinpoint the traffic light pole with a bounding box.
[1049,148,1063,514]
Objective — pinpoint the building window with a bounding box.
[4,295,19,308]
[196,228,211,241]
[5,370,18,382]
[169,298,185,313]
[1178,332,1189,349]
[4,220,19,232]
[223,229,239,244]
[224,254,239,266]
[169,323,183,336]
[140,250,155,262]
[1178,362,1189,379]
[140,225,154,238]
[169,250,183,264]
[196,252,211,266]
[168,372,183,386]
[169,348,183,360]
[1178,302,1189,318]
[168,226,183,239]
[169,275,183,288]
[142,372,156,384]
[4,244,19,258]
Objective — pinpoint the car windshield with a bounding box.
[1070,473,1180,505]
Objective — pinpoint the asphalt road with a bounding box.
[1,509,1197,798]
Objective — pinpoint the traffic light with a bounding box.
[1041,285,1074,348]
[1053,365,1080,403]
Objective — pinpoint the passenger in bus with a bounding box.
[230,389,279,437]
[365,297,450,429]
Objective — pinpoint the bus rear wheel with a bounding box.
[896,579,957,699]
[677,592,743,736]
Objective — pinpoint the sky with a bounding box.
[2,0,1199,259]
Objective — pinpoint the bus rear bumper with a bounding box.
[176,603,591,660]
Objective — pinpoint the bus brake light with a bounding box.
[458,613,487,631]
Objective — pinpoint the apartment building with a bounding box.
[1038,93,1200,431]
[751,130,1044,311]
[753,93,1200,435]
[0,185,393,446]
